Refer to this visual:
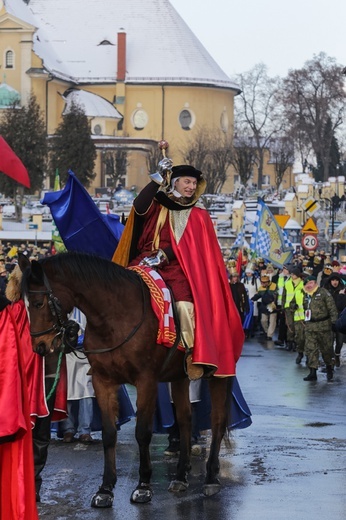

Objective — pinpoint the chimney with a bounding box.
[117,29,126,82]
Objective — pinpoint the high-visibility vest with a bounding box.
[293,282,305,321]
[277,275,286,305]
[284,278,295,308]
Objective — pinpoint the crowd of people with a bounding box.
[1,157,346,517]
[225,250,346,382]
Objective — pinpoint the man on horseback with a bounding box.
[113,155,244,381]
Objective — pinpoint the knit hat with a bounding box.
[291,267,302,277]
[303,275,317,285]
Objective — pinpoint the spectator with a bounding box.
[242,264,260,338]
[228,268,249,325]
[274,265,291,348]
[322,273,346,367]
[251,274,277,341]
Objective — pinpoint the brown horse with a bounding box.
[19,251,233,508]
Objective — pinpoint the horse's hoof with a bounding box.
[202,482,221,496]
[91,490,114,508]
[130,484,153,504]
[168,480,189,492]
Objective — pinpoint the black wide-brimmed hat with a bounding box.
[171,165,203,181]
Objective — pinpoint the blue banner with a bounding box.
[42,171,124,259]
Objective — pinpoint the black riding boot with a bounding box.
[303,368,317,381]
[326,365,334,381]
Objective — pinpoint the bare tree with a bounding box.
[102,149,128,189]
[146,143,163,174]
[180,127,232,193]
[270,137,294,191]
[231,135,258,186]
[281,52,345,181]
[233,64,284,189]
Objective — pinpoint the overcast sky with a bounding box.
[170,0,345,79]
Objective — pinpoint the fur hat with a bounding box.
[5,264,22,302]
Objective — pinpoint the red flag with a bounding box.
[0,136,30,188]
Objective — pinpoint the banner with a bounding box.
[250,199,294,268]
[42,171,124,259]
[0,136,30,188]
[231,229,245,249]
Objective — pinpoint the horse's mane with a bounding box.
[39,251,140,289]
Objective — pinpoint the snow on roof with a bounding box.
[284,218,301,230]
[4,0,38,27]
[5,0,239,90]
[297,185,309,193]
[283,193,296,201]
[63,89,123,119]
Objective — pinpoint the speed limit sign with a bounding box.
[301,234,318,251]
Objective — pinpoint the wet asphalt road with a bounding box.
[37,337,346,520]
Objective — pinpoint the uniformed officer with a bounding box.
[302,275,338,381]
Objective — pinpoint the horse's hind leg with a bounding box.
[168,378,191,493]
[204,377,232,497]
[90,377,119,508]
[130,378,158,504]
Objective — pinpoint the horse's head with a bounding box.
[18,253,79,356]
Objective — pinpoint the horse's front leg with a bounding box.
[130,378,158,504]
[204,377,232,496]
[168,378,191,493]
[90,376,119,508]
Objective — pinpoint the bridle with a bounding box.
[27,271,79,352]
[27,270,148,355]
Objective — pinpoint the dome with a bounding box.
[0,82,20,108]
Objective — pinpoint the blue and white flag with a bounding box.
[231,229,245,249]
[250,198,294,268]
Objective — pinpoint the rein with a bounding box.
[28,269,148,356]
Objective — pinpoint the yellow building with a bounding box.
[0,0,241,193]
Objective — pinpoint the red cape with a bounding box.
[0,305,38,519]
[1,301,67,427]
[171,207,244,376]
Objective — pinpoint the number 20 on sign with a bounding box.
[301,234,318,251]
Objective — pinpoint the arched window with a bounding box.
[5,50,14,69]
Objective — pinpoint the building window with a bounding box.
[179,109,194,130]
[220,110,229,133]
[93,124,103,135]
[132,109,148,130]
[5,50,14,69]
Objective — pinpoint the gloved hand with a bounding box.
[149,158,173,186]
[139,249,169,268]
